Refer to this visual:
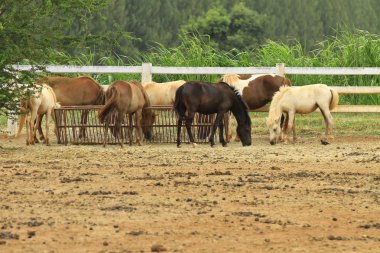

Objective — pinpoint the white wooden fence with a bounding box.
[7,63,380,136]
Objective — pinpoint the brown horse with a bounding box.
[17,76,105,140]
[174,81,252,147]
[98,80,154,147]
[220,74,292,141]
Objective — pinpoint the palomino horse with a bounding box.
[98,80,154,147]
[143,80,186,105]
[267,84,339,145]
[18,84,61,145]
[221,73,292,141]
[174,81,252,147]
[18,76,105,140]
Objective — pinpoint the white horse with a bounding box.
[267,84,339,145]
[143,80,186,105]
[17,83,60,145]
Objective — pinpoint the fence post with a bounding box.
[141,63,152,84]
[276,63,285,77]
[7,111,18,137]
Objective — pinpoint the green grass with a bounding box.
[250,112,380,138]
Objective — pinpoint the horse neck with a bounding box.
[230,98,249,126]
[268,96,284,124]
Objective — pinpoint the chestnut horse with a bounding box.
[98,80,154,147]
[221,74,292,141]
[143,80,186,105]
[17,76,105,140]
[174,81,252,148]
[267,84,339,145]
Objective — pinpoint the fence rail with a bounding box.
[7,63,380,137]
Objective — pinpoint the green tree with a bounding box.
[181,2,265,51]
[0,0,122,113]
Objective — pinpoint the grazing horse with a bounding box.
[17,76,105,140]
[267,84,339,145]
[143,80,186,105]
[174,81,252,147]
[98,80,154,147]
[18,84,61,145]
[221,74,292,141]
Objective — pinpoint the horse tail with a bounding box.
[98,85,117,124]
[173,85,184,113]
[96,86,105,105]
[329,88,339,110]
[16,98,29,137]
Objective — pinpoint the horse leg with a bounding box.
[185,112,196,147]
[280,113,289,142]
[292,117,297,143]
[45,110,51,146]
[116,111,124,148]
[128,114,133,146]
[320,107,334,141]
[285,111,295,144]
[25,113,30,145]
[209,112,224,147]
[29,109,38,145]
[135,109,143,146]
[79,110,88,139]
[103,116,109,148]
[217,113,227,147]
[37,114,44,141]
[176,114,184,148]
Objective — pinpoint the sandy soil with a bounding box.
[0,135,379,253]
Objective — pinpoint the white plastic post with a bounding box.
[141,63,152,84]
[276,63,285,77]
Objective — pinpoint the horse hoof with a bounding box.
[222,143,227,147]
[177,145,182,148]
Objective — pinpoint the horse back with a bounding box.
[38,76,103,106]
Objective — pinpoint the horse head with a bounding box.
[267,117,281,145]
[236,122,251,146]
[142,107,155,141]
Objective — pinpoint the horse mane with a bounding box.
[221,74,241,85]
[267,85,292,126]
[219,82,250,124]
[132,80,151,108]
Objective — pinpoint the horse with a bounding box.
[18,83,61,145]
[220,73,292,142]
[266,84,339,145]
[17,76,105,140]
[98,80,155,147]
[143,80,186,105]
[174,81,252,148]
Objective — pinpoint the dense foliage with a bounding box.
[90,0,380,55]
[0,0,125,112]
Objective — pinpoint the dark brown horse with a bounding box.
[98,80,154,147]
[221,74,292,141]
[174,81,252,147]
[18,76,105,140]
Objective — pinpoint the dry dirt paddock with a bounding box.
[0,136,379,253]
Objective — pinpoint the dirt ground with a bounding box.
[0,135,379,253]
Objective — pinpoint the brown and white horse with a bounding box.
[267,84,339,145]
[143,80,186,105]
[98,80,155,147]
[221,74,292,141]
[18,84,61,145]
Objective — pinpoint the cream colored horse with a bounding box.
[143,80,186,105]
[267,84,339,145]
[17,84,61,145]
